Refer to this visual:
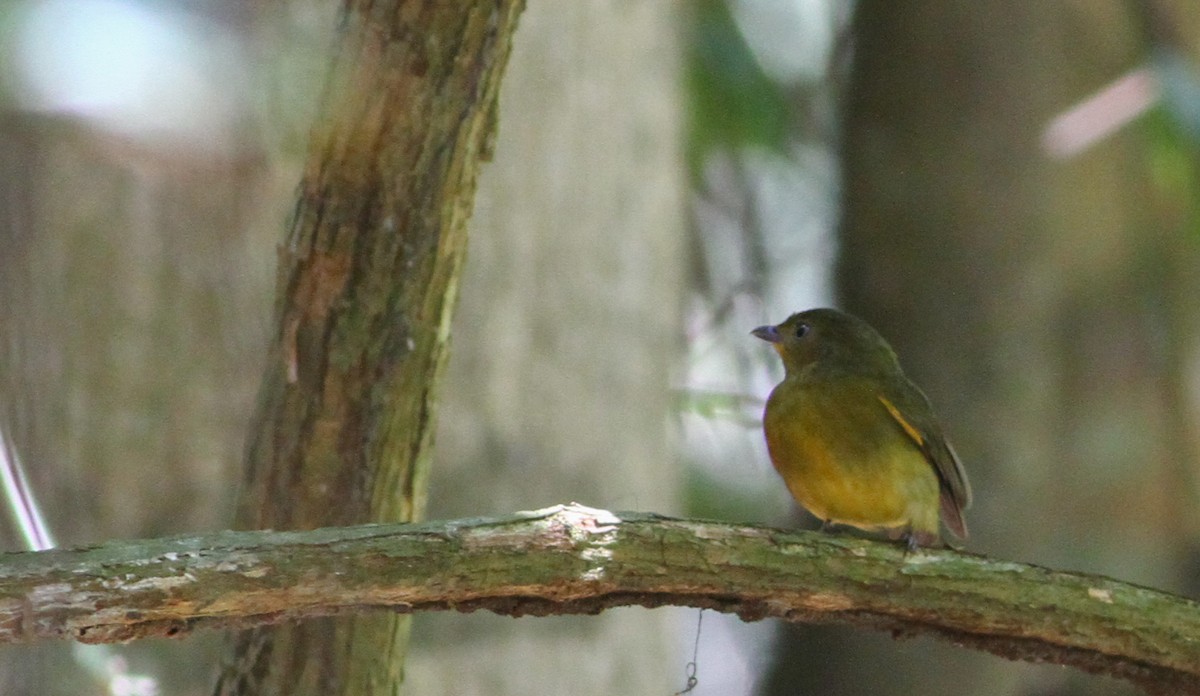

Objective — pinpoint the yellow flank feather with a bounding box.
[878,395,924,447]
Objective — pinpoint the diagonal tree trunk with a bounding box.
[213,2,525,694]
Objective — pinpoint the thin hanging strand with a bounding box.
[672,609,703,695]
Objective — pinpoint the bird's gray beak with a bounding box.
[751,325,781,343]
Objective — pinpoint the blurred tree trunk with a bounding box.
[764,2,1200,696]
[213,2,523,695]
[405,2,686,694]
[0,106,282,696]
[0,4,339,691]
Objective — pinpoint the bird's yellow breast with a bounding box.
[763,376,940,534]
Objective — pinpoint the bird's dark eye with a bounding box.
[795,323,810,338]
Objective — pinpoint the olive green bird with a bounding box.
[752,308,971,549]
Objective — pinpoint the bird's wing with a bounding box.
[877,390,972,538]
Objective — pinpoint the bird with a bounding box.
[751,308,971,549]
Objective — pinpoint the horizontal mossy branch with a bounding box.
[0,503,1195,694]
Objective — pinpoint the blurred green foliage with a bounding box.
[685,0,790,173]
[1146,53,1200,239]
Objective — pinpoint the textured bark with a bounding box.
[0,505,1197,695]
[214,2,524,695]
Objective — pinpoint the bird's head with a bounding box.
[752,308,901,377]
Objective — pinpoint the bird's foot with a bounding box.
[899,529,939,552]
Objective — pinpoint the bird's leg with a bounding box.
[900,528,938,552]
[818,519,836,534]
